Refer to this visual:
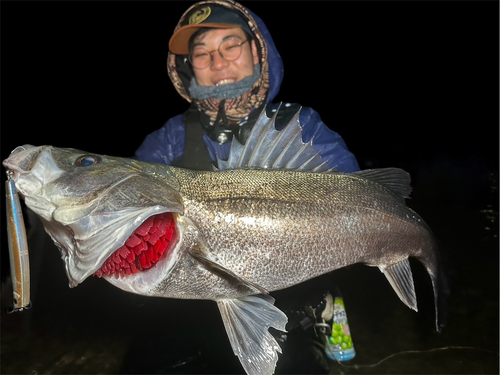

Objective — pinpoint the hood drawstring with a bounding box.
[212,100,239,144]
[214,100,228,129]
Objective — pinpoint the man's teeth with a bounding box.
[215,79,235,86]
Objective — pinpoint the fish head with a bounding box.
[3,145,185,290]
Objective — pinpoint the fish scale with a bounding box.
[129,167,435,301]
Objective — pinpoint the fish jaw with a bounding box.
[4,145,62,222]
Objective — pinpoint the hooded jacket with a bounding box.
[135,0,359,173]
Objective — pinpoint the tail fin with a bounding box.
[434,244,452,332]
[423,237,450,333]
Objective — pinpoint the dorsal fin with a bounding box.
[216,104,335,173]
[352,168,412,199]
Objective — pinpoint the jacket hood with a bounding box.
[167,0,284,116]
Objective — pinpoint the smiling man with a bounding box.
[134,0,359,173]
[189,28,258,86]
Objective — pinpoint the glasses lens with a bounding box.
[188,39,246,69]
[219,39,244,61]
[189,48,210,69]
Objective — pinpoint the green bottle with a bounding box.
[324,293,356,362]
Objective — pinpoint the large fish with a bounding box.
[3,106,443,375]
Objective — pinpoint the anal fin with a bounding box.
[380,258,418,311]
[217,294,288,375]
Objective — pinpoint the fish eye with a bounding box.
[76,155,99,167]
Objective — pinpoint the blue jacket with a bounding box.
[135,2,359,173]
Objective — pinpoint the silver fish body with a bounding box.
[146,167,438,302]
[2,108,443,375]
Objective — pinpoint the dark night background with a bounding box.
[1,1,498,375]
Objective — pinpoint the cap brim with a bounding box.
[169,24,241,55]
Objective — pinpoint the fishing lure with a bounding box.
[5,175,31,312]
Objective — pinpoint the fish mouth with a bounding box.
[93,212,177,279]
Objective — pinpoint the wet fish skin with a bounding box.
[149,167,437,301]
[3,144,441,375]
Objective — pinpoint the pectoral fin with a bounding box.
[179,216,267,295]
[217,294,288,375]
[189,245,268,295]
[380,258,418,311]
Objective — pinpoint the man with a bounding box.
[134,1,358,372]
[135,0,359,173]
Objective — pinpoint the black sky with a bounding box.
[1,1,498,169]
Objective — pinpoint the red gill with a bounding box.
[94,213,176,279]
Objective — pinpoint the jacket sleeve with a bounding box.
[299,107,360,172]
[134,114,185,164]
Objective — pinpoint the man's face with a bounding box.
[191,27,259,87]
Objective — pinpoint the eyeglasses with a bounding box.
[189,39,249,69]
